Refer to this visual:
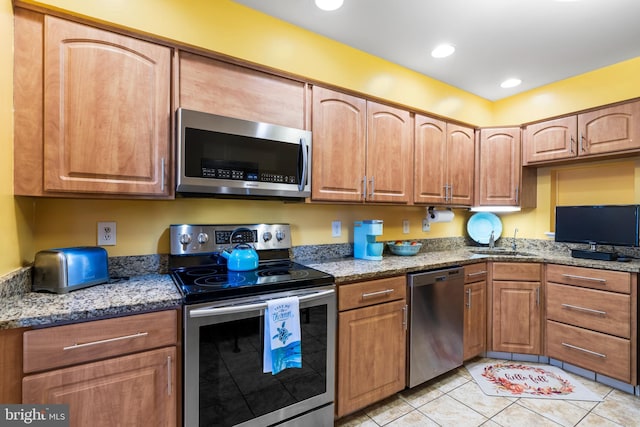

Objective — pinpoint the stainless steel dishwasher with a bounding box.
[407,266,464,388]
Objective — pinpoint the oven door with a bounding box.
[183,286,335,427]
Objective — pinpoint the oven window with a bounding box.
[199,306,328,426]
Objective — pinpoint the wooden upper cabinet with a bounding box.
[448,124,475,206]
[178,51,306,129]
[523,100,640,165]
[523,116,576,164]
[414,115,447,204]
[579,100,640,156]
[311,86,366,202]
[14,11,172,197]
[366,101,412,203]
[414,116,474,205]
[311,87,411,203]
[477,127,521,206]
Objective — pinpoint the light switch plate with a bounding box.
[402,219,410,234]
[332,220,341,237]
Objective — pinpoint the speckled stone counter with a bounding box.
[303,247,640,284]
[0,274,181,330]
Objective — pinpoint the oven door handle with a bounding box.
[189,289,335,318]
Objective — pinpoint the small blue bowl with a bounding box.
[387,242,422,256]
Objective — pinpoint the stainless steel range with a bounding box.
[169,224,336,427]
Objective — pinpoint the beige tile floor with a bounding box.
[335,358,640,427]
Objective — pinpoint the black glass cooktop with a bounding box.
[170,260,334,304]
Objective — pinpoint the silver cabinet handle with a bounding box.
[561,274,607,283]
[561,342,606,358]
[570,135,575,154]
[448,184,453,202]
[167,356,172,396]
[63,331,149,350]
[443,184,449,202]
[160,157,165,192]
[402,304,408,331]
[362,175,367,200]
[515,187,519,205]
[561,303,607,316]
[467,271,487,277]
[369,176,375,199]
[362,289,394,299]
[580,133,586,152]
[465,288,472,308]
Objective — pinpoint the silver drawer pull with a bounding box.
[561,342,606,358]
[561,274,607,283]
[362,289,394,299]
[561,303,607,316]
[467,271,487,277]
[63,331,149,350]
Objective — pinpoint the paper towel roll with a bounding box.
[428,210,455,223]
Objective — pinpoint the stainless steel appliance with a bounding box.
[176,108,312,199]
[169,224,335,427]
[32,246,109,293]
[407,266,464,388]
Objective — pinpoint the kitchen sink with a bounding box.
[469,248,536,257]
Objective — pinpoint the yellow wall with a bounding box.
[3,0,640,276]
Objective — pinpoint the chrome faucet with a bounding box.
[489,230,495,249]
[512,228,519,251]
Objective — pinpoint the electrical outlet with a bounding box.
[422,218,430,232]
[331,220,341,237]
[402,219,410,234]
[98,222,117,246]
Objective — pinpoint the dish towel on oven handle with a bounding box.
[263,296,301,375]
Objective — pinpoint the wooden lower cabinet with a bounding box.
[491,263,542,354]
[21,310,178,427]
[463,264,487,360]
[23,347,176,427]
[336,277,407,418]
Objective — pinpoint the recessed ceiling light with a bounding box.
[315,0,344,11]
[500,78,522,88]
[431,44,455,58]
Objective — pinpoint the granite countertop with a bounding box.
[304,247,640,284]
[0,274,182,330]
[3,244,640,330]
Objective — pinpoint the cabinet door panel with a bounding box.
[579,101,640,155]
[447,124,475,205]
[523,116,576,164]
[337,300,406,417]
[414,115,447,204]
[179,52,305,129]
[366,102,412,203]
[23,347,176,427]
[44,16,171,195]
[464,281,486,360]
[492,281,541,354]
[311,87,366,201]
[478,128,520,206]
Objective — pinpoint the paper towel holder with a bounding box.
[426,206,452,221]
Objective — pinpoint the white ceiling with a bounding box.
[232,0,640,101]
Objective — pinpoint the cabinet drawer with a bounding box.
[492,262,541,281]
[339,276,406,311]
[24,310,177,373]
[464,263,487,283]
[546,264,630,294]
[546,283,630,338]
[546,320,631,383]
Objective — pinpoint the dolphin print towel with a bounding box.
[263,296,301,375]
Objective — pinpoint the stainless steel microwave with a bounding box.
[176,108,312,199]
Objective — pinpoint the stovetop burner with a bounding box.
[169,223,335,304]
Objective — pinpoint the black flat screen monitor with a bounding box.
[555,205,640,247]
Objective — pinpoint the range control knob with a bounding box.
[197,232,209,244]
[262,231,273,242]
[275,230,286,242]
[179,233,192,245]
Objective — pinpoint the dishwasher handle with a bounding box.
[408,267,463,287]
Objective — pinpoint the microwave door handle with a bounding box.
[189,288,335,317]
[298,137,309,191]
